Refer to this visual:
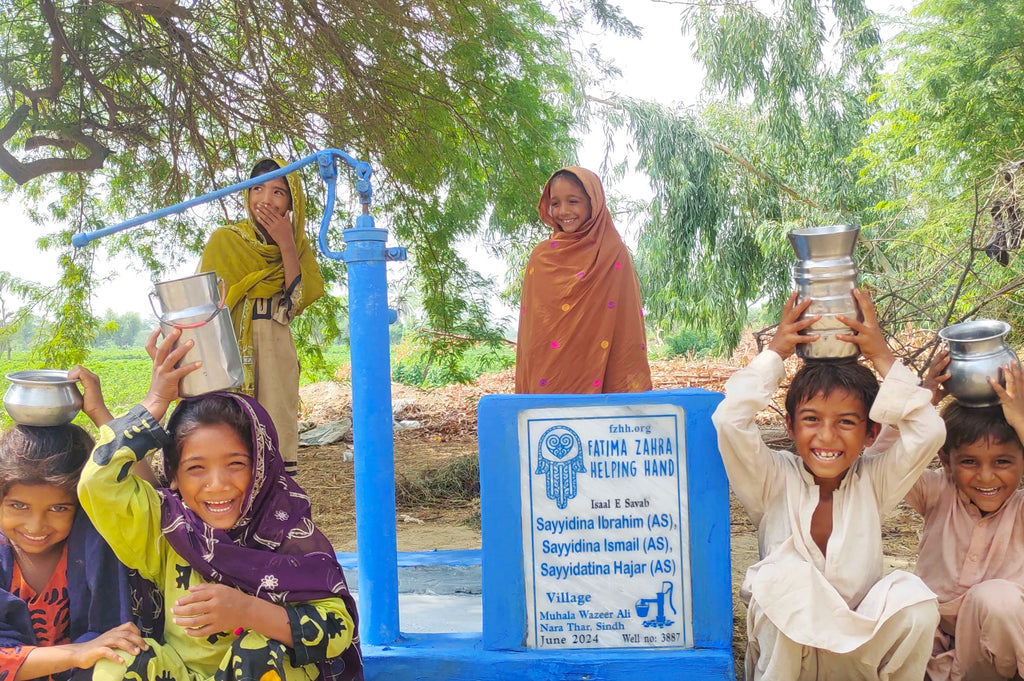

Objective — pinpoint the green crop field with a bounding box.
[0,339,511,432]
[0,346,353,432]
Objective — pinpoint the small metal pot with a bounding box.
[939,319,1021,407]
[4,370,83,426]
[788,224,861,360]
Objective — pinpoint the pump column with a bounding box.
[343,214,405,644]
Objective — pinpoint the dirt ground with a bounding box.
[297,349,927,677]
[300,435,482,553]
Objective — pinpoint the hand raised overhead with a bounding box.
[922,349,951,405]
[68,365,113,427]
[141,327,201,422]
[836,288,896,377]
[991,360,1024,437]
[767,291,820,360]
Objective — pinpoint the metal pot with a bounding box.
[939,319,1020,407]
[151,272,244,397]
[4,370,83,426]
[788,224,861,360]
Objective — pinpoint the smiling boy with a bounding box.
[713,289,943,680]
[904,361,1024,681]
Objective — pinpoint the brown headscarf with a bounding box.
[515,167,652,394]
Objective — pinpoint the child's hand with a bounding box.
[922,349,951,405]
[767,291,820,360]
[253,203,295,251]
[171,583,254,637]
[67,365,113,427]
[69,622,147,668]
[141,327,201,422]
[836,288,896,377]
[992,361,1024,435]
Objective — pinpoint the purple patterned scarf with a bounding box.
[156,392,361,680]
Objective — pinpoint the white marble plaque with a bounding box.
[520,404,692,650]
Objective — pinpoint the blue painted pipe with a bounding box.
[344,214,401,644]
[71,148,371,254]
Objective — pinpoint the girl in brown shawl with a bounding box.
[516,167,652,394]
[198,159,325,476]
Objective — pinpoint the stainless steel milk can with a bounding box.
[938,319,1021,407]
[150,272,244,397]
[787,224,861,360]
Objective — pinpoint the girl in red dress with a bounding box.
[0,369,145,681]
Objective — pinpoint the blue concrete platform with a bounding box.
[362,634,734,680]
[337,549,735,679]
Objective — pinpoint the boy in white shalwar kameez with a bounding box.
[713,289,943,681]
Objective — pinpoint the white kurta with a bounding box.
[712,351,945,654]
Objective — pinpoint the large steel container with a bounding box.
[788,224,861,360]
[151,272,243,397]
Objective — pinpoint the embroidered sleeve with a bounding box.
[284,597,355,667]
[78,406,173,583]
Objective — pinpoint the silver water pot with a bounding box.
[3,369,83,426]
[788,224,861,360]
[938,319,1020,407]
[150,272,244,397]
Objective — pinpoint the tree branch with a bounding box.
[13,38,64,102]
[39,0,120,119]
[711,141,821,210]
[24,135,77,152]
[586,94,821,209]
[420,328,517,347]
[0,106,109,184]
[100,0,192,19]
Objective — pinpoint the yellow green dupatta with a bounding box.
[198,159,325,392]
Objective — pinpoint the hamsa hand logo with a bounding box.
[535,425,585,509]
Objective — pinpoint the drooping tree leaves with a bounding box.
[854,0,1024,346]
[630,0,1024,357]
[0,0,582,365]
[618,0,888,351]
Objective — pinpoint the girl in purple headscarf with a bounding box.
[78,329,362,681]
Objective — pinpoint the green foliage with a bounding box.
[0,272,44,358]
[862,0,1024,190]
[625,100,765,351]
[683,0,878,161]
[292,266,347,380]
[620,0,912,351]
[95,310,145,349]
[34,236,97,368]
[391,335,514,387]
[0,0,600,365]
[849,0,1024,340]
[623,95,882,351]
[0,348,151,431]
[658,327,721,360]
[299,345,350,386]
